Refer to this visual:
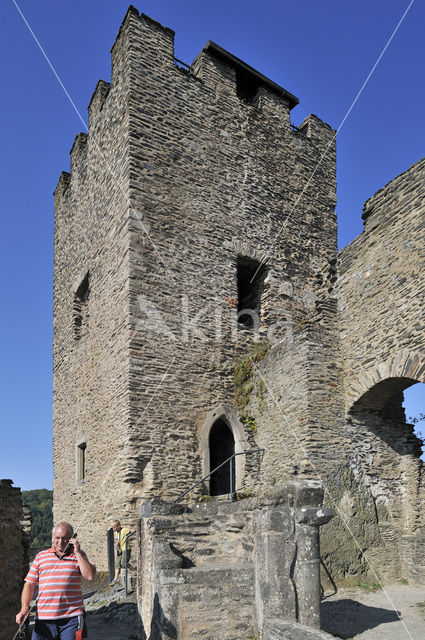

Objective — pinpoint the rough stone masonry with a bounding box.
[53,5,425,637]
[137,482,334,639]
[0,480,31,640]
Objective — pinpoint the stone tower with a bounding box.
[53,4,425,597]
[53,7,338,566]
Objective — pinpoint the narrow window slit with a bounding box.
[73,272,90,340]
[77,442,86,482]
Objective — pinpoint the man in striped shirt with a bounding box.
[16,522,96,639]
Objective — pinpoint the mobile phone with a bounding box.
[68,532,77,552]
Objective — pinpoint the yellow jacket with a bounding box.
[114,527,132,553]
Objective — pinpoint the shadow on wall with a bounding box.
[146,593,177,640]
[321,598,401,639]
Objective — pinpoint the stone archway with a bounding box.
[327,372,425,584]
[345,349,425,413]
[347,376,423,502]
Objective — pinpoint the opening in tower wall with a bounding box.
[77,442,86,482]
[235,67,261,103]
[209,419,235,496]
[349,377,423,459]
[73,272,90,340]
[237,256,266,329]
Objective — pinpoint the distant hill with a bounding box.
[22,489,53,547]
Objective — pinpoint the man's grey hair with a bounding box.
[52,522,74,539]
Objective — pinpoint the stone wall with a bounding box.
[318,158,425,585]
[53,10,135,563]
[337,157,425,409]
[137,482,334,640]
[0,480,30,640]
[124,9,337,502]
[248,297,346,490]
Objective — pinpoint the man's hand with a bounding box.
[16,609,28,625]
[71,539,96,581]
[16,582,35,625]
[70,537,80,554]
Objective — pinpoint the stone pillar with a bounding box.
[295,507,334,628]
[138,499,184,638]
[255,485,334,633]
[254,502,297,631]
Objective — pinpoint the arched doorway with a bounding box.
[338,376,425,581]
[209,419,235,496]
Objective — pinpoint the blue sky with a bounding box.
[1,0,424,490]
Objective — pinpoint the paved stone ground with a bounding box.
[22,573,140,640]
[82,578,425,639]
[321,583,425,639]
[83,573,140,639]
[22,575,425,639]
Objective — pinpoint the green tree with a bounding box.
[22,489,53,547]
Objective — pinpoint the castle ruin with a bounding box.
[0,480,31,640]
[53,6,425,637]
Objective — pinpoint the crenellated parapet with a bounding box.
[57,4,335,211]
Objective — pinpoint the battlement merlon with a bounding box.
[88,80,111,123]
[70,131,87,163]
[54,171,70,200]
[298,113,335,143]
[110,7,175,85]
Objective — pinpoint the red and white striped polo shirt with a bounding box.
[25,548,85,619]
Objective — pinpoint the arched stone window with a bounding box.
[209,419,235,495]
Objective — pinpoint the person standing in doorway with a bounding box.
[110,520,135,585]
